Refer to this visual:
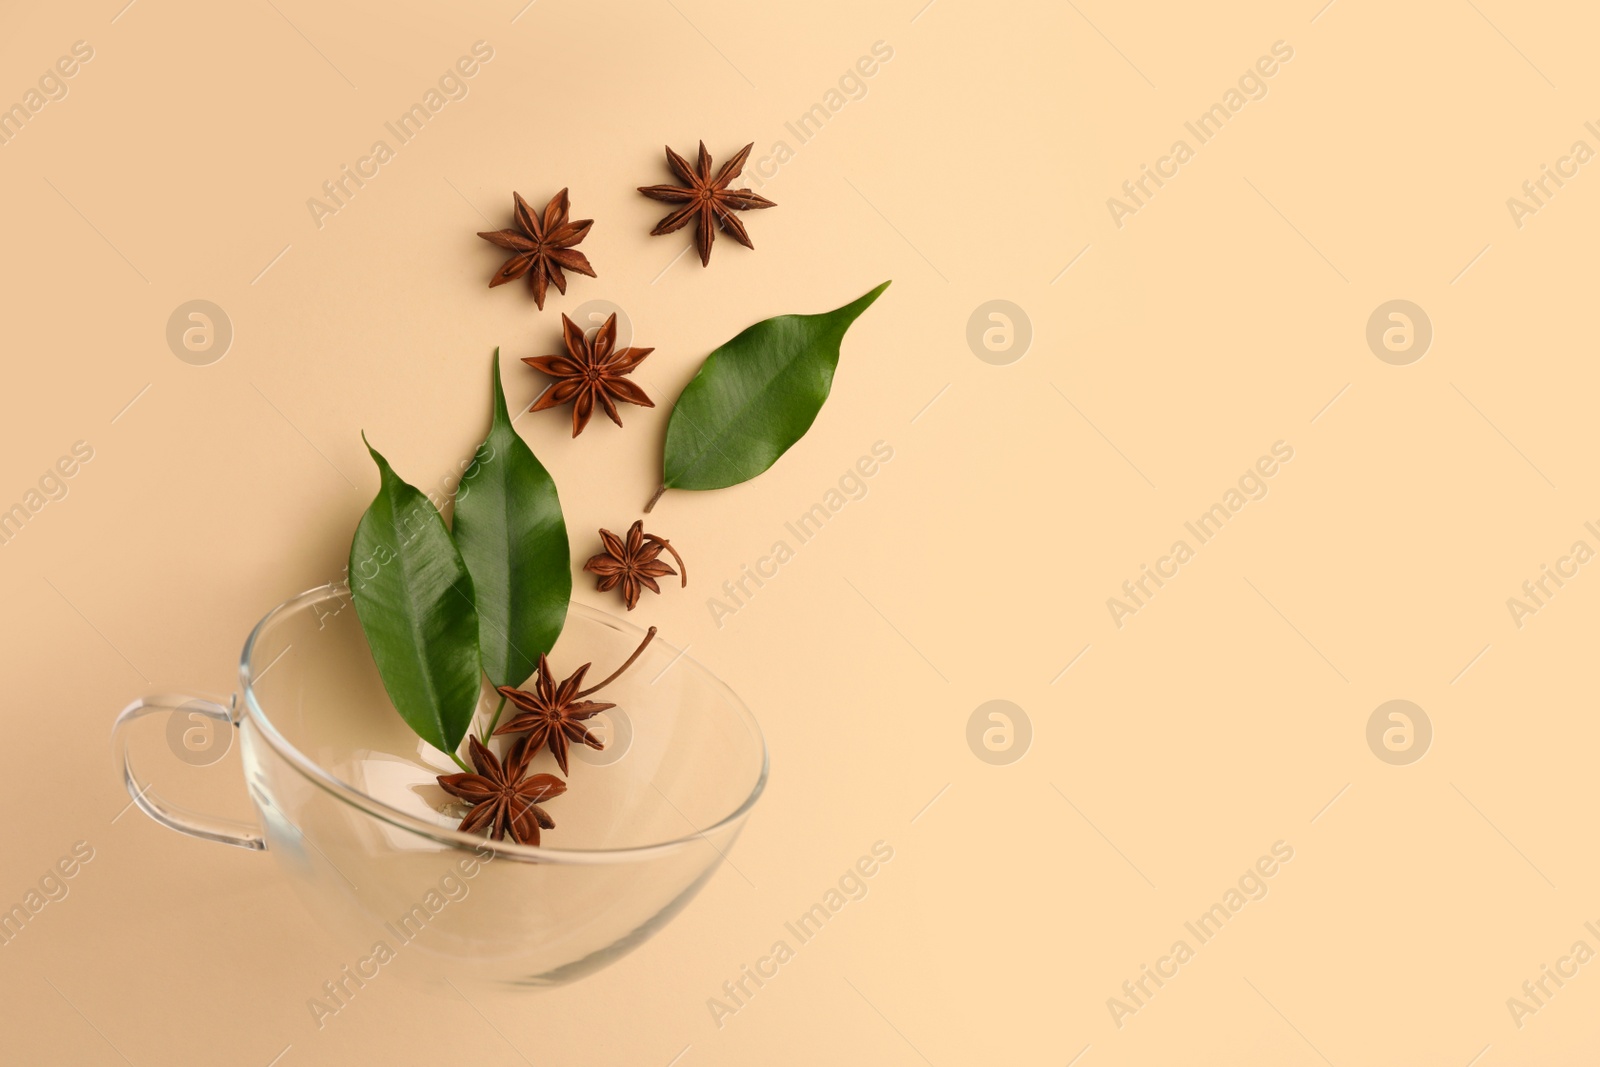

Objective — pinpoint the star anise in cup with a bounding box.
[584,520,686,611]
[477,189,596,310]
[523,313,654,437]
[638,142,776,266]
[436,735,567,845]
[494,627,657,775]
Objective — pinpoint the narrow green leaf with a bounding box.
[451,351,571,690]
[657,281,890,497]
[349,437,481,758]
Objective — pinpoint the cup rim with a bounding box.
[238,584,768,865]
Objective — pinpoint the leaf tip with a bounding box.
[840,280,891,323]
[487,349,512,421]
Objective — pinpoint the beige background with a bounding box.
[2,0,1597,1062]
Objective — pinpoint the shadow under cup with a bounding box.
[172,586,764,988]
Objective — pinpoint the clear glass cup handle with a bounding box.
[110,693,266,852]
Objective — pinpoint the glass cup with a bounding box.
[110,585,767,987]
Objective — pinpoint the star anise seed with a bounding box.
[638,142,776,266]
[477,189,596,310]
[523,313,654,437]
[436,735,566,845]
[584,520,687,611]
[494,627,657,775]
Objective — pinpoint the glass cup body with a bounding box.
[114,585,767,988]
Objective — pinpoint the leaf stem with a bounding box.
[643,484,667,513]
[483,693,508,737]
[448,748,472,773]
[575,626,658,698]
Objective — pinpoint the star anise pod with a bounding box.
[494,627,657,775]
[477,189,596,310]
[436,735,567,845]
[638,142,776,266]
[523,313,654,437]
[584,520,687,611]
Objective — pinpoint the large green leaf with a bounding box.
[653,282,890,504]
[451,351,570,689]
[349,438,481,759]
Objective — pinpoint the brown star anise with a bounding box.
[584,520,687,611]
[638,142,776,266]
[494,627,657,774]
[436,735,567,845]
[477,189,596,310]
[523,313,654,437]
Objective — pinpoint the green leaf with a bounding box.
[349,437,481,760]
[451,351,571,690]
[653,281,890,504]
